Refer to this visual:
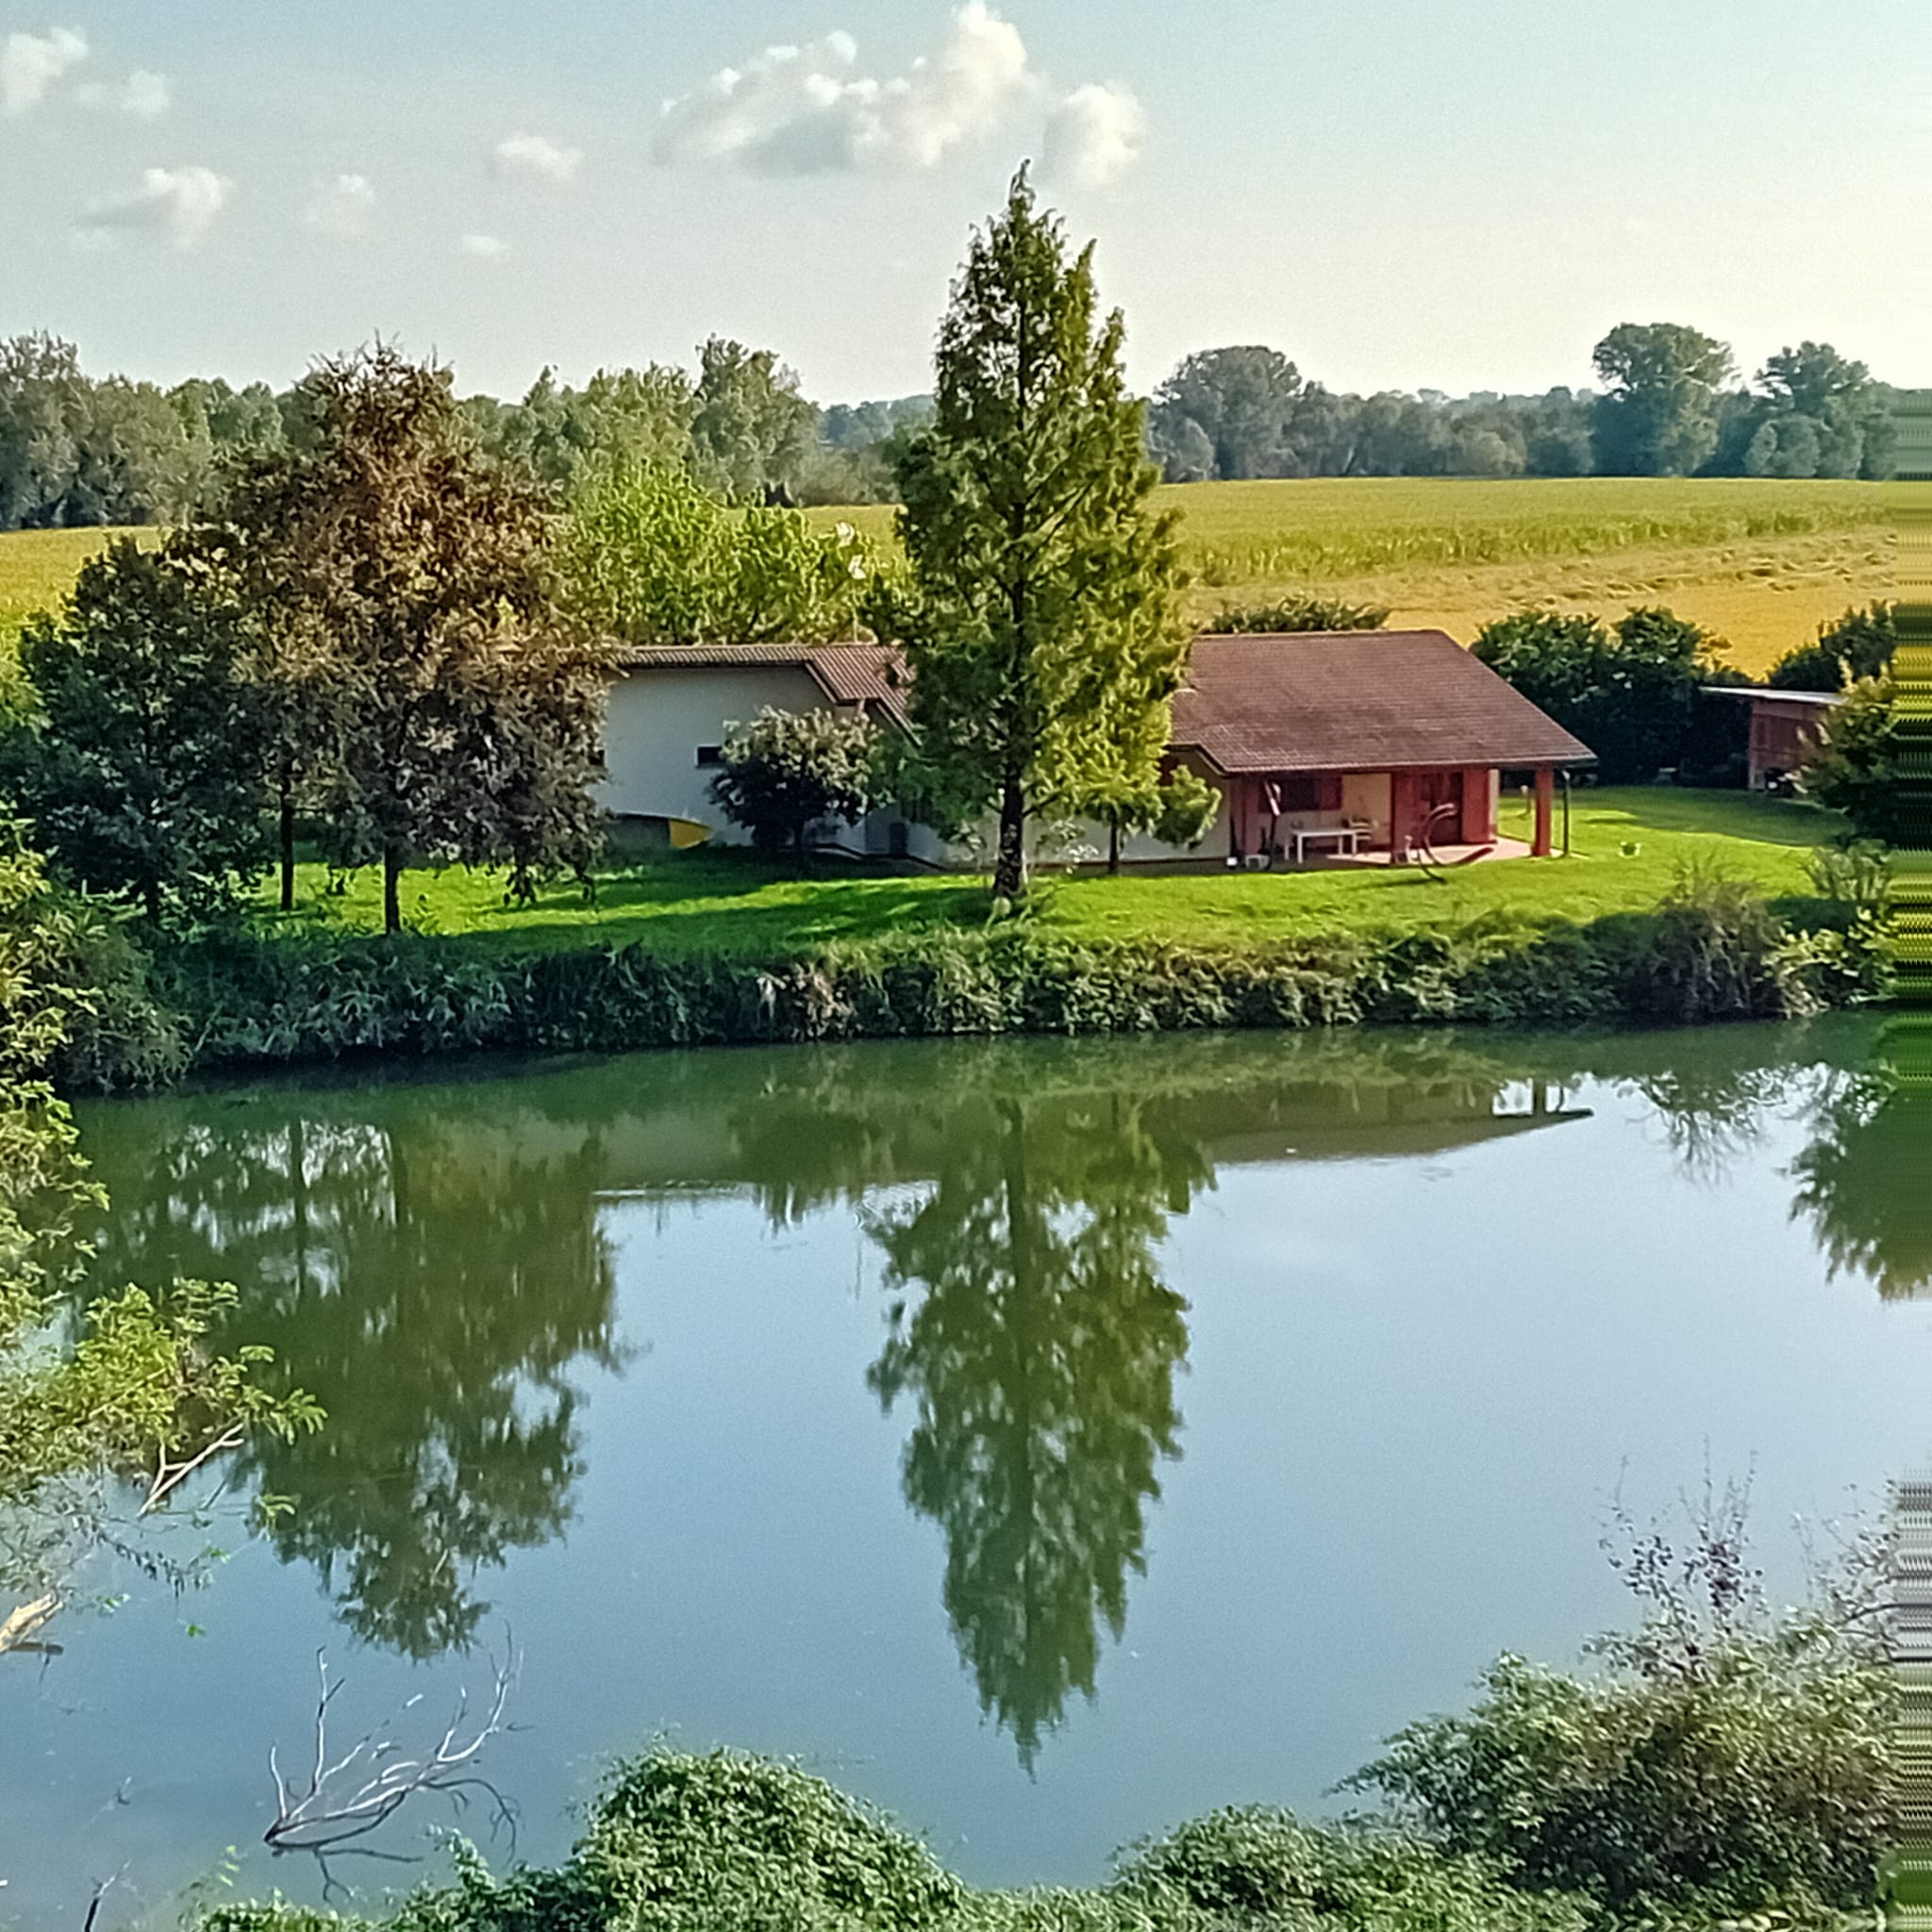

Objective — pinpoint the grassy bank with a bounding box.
[259,789,1844,957]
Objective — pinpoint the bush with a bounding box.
[1200,596,1391,634]
[1768,600,1895,692]
[1346,1491,1894,1926]
[711,705,880,861]
[142,891,1876,1087]
[1472,607,1725,783]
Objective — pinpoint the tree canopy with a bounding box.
[211,344,608,932]
[893,170,1193,900]
[1,537,274,921]
[1590,323,1735,476]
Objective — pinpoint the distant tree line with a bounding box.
[1,316,1897,533]
[1146,329,1897,482]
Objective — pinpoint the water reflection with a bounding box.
[1790,1024,1932,1300]
[865,1092,1199,1767]
[81,1093,622,1657]
[68,1019,1914,1761]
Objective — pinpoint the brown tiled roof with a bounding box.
[606,641,908,726]
[1170,630,1595,774]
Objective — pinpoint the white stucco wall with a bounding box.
[601,667,829,834]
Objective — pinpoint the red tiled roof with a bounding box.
[607,630,1593,773]
[606,641,908,726]
[1170,630,1595,774]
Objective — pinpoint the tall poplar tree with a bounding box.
[894,170,1193,901]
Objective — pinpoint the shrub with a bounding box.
[141,890,1870,1088]
[1346,1488,1895,1927]
[1200,595,1391,634]
[711,705,881,862]
[1768,600,1895,691]
[1472,607,1725,783]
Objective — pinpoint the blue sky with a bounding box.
[2,0,1921,404]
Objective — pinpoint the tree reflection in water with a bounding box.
[863,1090,1202,1769]
[1790,1022,1932,1300]
[81,1092,621,1657]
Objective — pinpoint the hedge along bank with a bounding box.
[138,885,1887,1082]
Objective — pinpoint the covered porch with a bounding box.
[1219,764,1564,868]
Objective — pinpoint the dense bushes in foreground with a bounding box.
[141,883,1883,1083]
[191,1496,1898,1932]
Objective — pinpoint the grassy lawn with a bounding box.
[260,786,1844,958]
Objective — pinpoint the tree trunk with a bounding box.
[278,773,296,914]
[992,772,1026,901]
[1107,821,1121,876]
[382,845,403,936]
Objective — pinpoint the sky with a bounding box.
[1,0,1924,406]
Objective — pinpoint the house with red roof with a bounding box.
[600,629,1594,866]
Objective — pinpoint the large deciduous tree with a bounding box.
[1,538,274,921]
[1590,323,1734,475]
[1147,345,1303,481]
[211,344,607,934]
[893,170,1192,902]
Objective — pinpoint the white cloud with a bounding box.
[1041,82,1144,190]
[460,231,508,258]
[1,25,87,116]
[655,2,1034,175]
[307,172,375,239]
[491,129,583,183]
[76,67,171,118]
[75,164,231,247]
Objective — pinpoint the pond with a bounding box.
[5,1016,1932,1920]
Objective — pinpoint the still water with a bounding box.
[5,1018,1932,1918]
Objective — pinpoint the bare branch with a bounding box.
[263,1638,521,1857]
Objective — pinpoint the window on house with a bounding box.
[695,744,724,768]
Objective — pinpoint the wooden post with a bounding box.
[1531,766,1555,858]
[1389,770,1415,862]
[1459,764,1491,844]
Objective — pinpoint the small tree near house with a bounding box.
[893,169,1196,903]
[710,707,879,864]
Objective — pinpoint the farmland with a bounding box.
[0,477,1890,677]
[811,475,1890,676]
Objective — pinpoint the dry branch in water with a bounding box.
[0,1593,59,1657]
[265,1641,520,1857]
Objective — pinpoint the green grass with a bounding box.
[263,786,1843,958]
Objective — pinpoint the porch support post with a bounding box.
[1389,770,1415,861]
[1459,764,1491,844]
[1531,766,1555,858]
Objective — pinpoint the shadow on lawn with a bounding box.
[484,857,991,954]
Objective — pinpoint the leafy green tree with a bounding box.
[1,538,274,920]
[1802,676,1899,839]
[865,1091,1196,1766]
[1148,345,1303,480]
[1590,323,1734,475]
[1079,765,1219,873]
[691,337,819,501]
[213,345,608,934]
[893,170,1192,901]
[710,706,879,864]
[0,333,81,530]
[464,363,697,494]
[559,459,885,648]
[1472,606,1724,782]
[1768,600,1895,691]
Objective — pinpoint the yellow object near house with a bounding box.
[668,819,711,850]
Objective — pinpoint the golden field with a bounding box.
[1,479,1892,678]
